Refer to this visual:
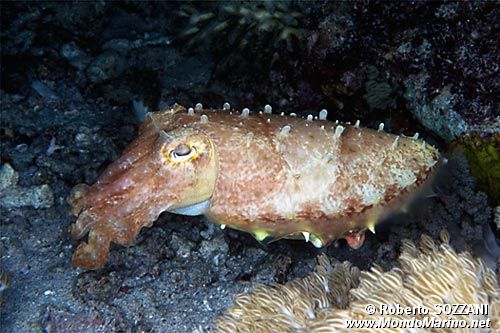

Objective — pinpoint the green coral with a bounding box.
[178,1,306,73]
[454,134,500,206]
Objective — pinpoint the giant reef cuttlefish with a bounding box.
[69,103,441,269]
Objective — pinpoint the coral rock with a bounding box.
[0,163,54,209]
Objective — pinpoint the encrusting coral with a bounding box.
[453,134,500,206]
[216,231,499,332]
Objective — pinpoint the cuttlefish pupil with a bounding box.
[173,143,192,156]
[169,144,197,161]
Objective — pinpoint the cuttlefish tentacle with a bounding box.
[68,104,441,269]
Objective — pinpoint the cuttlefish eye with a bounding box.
[168,143,198,162]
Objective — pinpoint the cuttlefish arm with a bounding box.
[69,108,217,269]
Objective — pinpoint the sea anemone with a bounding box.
[216,230,499,332]
[178,1,307,73]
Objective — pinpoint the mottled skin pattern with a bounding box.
[69,104,440,269]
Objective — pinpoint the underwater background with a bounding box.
[1,1,498,332]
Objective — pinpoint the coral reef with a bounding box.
[68,104,440,269]
[1,2,498,331]
[216,232,500,332]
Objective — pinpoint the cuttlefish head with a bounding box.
[68,127,217,269]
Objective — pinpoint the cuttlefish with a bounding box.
[69,103,440,269]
